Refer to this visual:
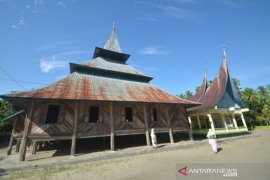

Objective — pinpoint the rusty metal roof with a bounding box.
[1,72,198,106]
[188,77,207,102]
[82,56,145,76]
[188,49,246,111]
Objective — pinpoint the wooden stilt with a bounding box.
[169,128,174,143]
[166,107,174,144]
[32,141,37,154]
[7,136,14,155]
[7,117,18,155]
[71,102,79,156]
[15,139,20,152]
[110,103,115,151]
[143,105,150,146]
[110,132,115,151]
[19,101,35,162]
[188,117,194,141]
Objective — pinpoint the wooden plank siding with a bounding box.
[12,101,189,141]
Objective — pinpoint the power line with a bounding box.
[0,77,46,85]
[0,66,26,90]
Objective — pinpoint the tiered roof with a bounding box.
[1,25,198,106]
[188,48,246,111]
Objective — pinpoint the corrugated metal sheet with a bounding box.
[103,25,122,53]
[2,72,198,106]
[82,57,145,76]
[188,77,207,102]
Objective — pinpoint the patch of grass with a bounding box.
[254,126,270,131]
[2,165,72,180]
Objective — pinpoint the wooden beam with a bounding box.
[19,101,35,162]
[7,117,18,155]
[71,102,79,156]
[110,103,115,151]
[166,107,174,144]
[143,105,150,146]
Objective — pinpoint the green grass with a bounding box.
[254,126,270,131]
[192,127,248,136]
[1,165,73,180]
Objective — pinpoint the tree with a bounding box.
[232,78,241,92]
[185,91,193,99]
[177,91,194,99]
[256,85,270,125]
[0,99,14,138]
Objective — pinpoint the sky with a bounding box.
[0,0,269,96]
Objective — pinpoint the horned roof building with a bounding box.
[187,48,249,136]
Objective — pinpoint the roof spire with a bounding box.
[223,44,227,59]
[112,20,115,29]
[204,63,207,80]
[103,22,122,53]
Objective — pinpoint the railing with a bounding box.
[192,127,248,136]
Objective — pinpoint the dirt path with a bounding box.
[1,131,270,180]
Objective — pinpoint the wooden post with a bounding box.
[188,116,194,141]
[110,103,115,151]
[7,117,18,155]
[207,114,216,135]
[221,114,228,132]
[143,105,150,146]
[232,114,239,131]
[15,139,21,152]
[240,113,248,131]
[19,101,35,162]
[32,141,38,154]
[166,107,174,144]
[196,115,201,129]
[71,102,79,156]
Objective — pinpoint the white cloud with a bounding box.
[135,1,197,21]
[58,1,67,8]
[137,17,158,21]
[34,0,43,5]
[18,18,25,26]
[11,25,18,29]
[11,17,25,30]
[40,57,67,73]
[139,46,168,55]
[39,50,88,73]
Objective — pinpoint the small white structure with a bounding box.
[150,128,157,147]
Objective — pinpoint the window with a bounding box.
[89,106,99,123]
[152,108,158,121]
[45,105,60,124]
[125,107,133,122]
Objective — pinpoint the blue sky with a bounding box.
[0,0,269,96]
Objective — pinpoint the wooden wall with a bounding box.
[13,100,189,140]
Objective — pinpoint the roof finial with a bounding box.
[204,63,207,80]
[222,44,227,59]
[112,21,115,29]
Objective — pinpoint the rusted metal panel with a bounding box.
[82,57,144,76]
[188,78,207,102]
[2,72,198,106]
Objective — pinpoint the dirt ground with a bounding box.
[0,131,270,180]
